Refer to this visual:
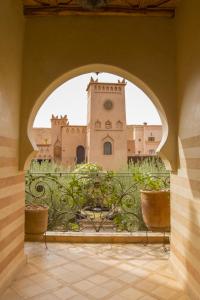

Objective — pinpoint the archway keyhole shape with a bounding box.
[26,64,171,171]
[76,145,86,164]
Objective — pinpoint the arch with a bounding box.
[105,120,112,129]
[76,145,85,164]
[116,120,123,129]
[26,64,171,170]
[104,141,112,155]
[95,120,101,129]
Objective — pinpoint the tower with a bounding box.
[50,115,68,163]
[86,78,128,170]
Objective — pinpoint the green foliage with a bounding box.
[29,160,70,173]
[130,157,170,191]
[74,163,103,173]
[128,156,167,174]
[25,160,169,232]
[132,172,168,191]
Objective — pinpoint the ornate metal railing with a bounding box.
[25,172,170,233]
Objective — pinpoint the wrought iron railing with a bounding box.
[25,171,170,233]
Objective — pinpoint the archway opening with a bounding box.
[76,145,86,164]
[104,141,112,155]
[29,70,167,171]
[26,65,170,237]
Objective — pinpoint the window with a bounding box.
[95,120,101,129]
[105,120,112,129]
[149,149,155,155]
[76,145,85,164]
[104,142,112,155]
[116,120,123,129]
[148,136,155,142]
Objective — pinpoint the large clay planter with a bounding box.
[25,205,48,236]
[140,190,170,232]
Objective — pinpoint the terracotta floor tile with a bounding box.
[134,278,158,292]
[28,272,52,283]
[53,286,78,299]
[72,279,95,291]
[30,293,60,300]
[108,295,125,300]
[2,242,189,300]
[103,266,124,277]
[70,295,89,300]
[14,264,39,280]
[176,295,190,300]
[117,272,140,284]
[87,274,109,284]
[37,278,63,290]
[0,288,24,300]
[12,277,34,289]
[86,285,111,299]
[13,283,45,298]
[129,267,150,278]
[119,287,145,299]
[151,285,179,299]
[101,279,124,291]
[140,295,157,300]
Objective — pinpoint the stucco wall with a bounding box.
[171,1,200,298]
[31,128,52,145]
[20,15,177,170]
[0,0,25,293]
[62,126,87,167]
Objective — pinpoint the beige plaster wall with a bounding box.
[134,126,145,155]
[143,126,162,143]
[62,126,87,167]
[31,128,51,145]
[170,1,200,298]
[127,140,135,156]
[20,15,177,170]
[143,125,162,154]
[0,0,25,293]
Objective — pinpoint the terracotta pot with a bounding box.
[25,205,48,234]
[140,190,170,232]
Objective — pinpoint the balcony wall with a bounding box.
[0,0,26,293]
[171,0,200,298]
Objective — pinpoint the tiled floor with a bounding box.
[2,242,189,300]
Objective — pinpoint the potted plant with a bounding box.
[133,172,170,232]
[25,204,48,237]
[25,173,49,240]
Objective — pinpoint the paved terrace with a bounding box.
[2,243,188,300]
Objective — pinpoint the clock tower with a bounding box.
[86,77,128,170]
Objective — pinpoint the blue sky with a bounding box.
[33,72,161,128]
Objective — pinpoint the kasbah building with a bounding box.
[32,78,162,171]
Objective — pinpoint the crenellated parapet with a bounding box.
[65,126,87,134]
[51,114,69,126]
[86,77,126,94]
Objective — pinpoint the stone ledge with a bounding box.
[25,231,170,244]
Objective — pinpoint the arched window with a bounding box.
[95,120,101,129]
[104,142,112,155]
[76,145,85,164]
[116,120,123,129]
[105,120,112,129]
